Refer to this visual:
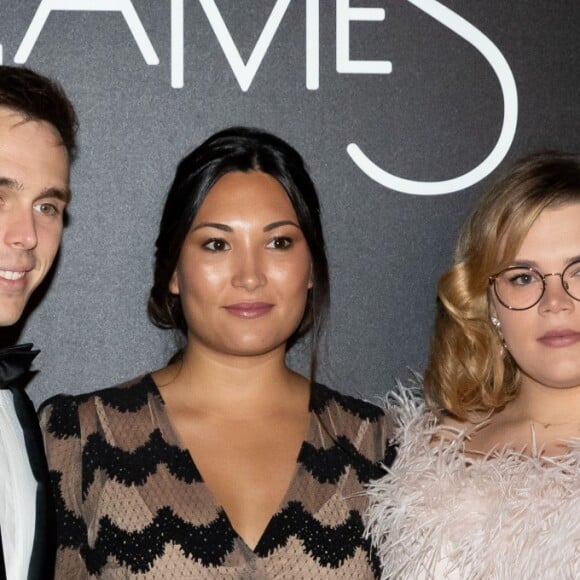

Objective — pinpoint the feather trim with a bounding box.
[366,385,580,580]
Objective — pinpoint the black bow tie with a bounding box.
[0,343,39,388]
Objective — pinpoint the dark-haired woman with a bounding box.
[40,127,393,578]
[366,152,580,579]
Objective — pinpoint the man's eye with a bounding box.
[34,203,59,216]
[267,237,292,250]
[202,238,229,251]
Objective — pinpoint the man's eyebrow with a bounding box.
[0,177,22,190]
[0,177,70,204]
[191,222,233,233]
[43,187,71,204]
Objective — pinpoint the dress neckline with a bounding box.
[143,373,316,553]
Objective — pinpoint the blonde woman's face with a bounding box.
[491,203,580,392]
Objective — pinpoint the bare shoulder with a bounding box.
[438,415,466,430]
[451,409,520,456]
[433,414,484,447]
[150,363,180,388]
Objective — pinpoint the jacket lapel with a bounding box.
[0,526,6,580]
[10,387,55,580]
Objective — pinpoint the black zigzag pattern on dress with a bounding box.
[256,501,372,567]
[82,429,202,497]
[39,395,80,439]
[311,383,384,421]
[383,442,398,468]
[82,507,236,574]
[41,379,156,439]
[42,378,389,577]
[299,435,385,483]
[50,471,87,550]
[86,379,152,412]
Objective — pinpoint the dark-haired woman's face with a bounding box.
[169,171,312,359]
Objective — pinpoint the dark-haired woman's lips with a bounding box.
[224,302,274,319]
[537,329,580,347]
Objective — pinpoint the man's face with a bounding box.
[0,106,70,326]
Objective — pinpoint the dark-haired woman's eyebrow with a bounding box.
[263,220,301,232]
[191,222,233,232]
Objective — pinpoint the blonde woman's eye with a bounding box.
[507,271,540,286]
[566,261,580,277]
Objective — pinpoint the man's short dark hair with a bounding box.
[0,66,78,158]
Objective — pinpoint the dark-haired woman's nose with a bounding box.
[231,249,266,291]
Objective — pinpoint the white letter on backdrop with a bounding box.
[306,0,320,90]
[14,0,158,64]
[347,0,518,195]
[171,0,184,88]
[336,0,392,74]
[199,0,292,92]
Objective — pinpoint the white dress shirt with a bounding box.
[0,389,37,580]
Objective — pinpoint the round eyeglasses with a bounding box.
[489,260,580,310]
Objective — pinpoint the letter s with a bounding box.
[347,0,518,195]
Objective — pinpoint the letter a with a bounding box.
[14,0,159,65]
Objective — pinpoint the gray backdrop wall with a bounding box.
[1,0,578,405]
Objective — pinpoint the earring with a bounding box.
[490,315,508,354]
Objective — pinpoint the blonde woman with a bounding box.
[367,152,580,579]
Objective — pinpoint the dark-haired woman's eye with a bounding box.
[202,238,230,252]
[266,237,293,250]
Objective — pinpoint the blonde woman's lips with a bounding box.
[538,329,580,347]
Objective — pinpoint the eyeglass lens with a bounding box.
[493,261,580,310]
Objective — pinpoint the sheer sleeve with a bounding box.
[39,395,91,579]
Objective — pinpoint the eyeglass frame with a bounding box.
[488,260,580,311]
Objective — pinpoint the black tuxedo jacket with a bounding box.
[0,386,55,580]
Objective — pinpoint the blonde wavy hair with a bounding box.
[424,152,580,422]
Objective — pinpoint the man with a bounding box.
[0,66,77,580]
